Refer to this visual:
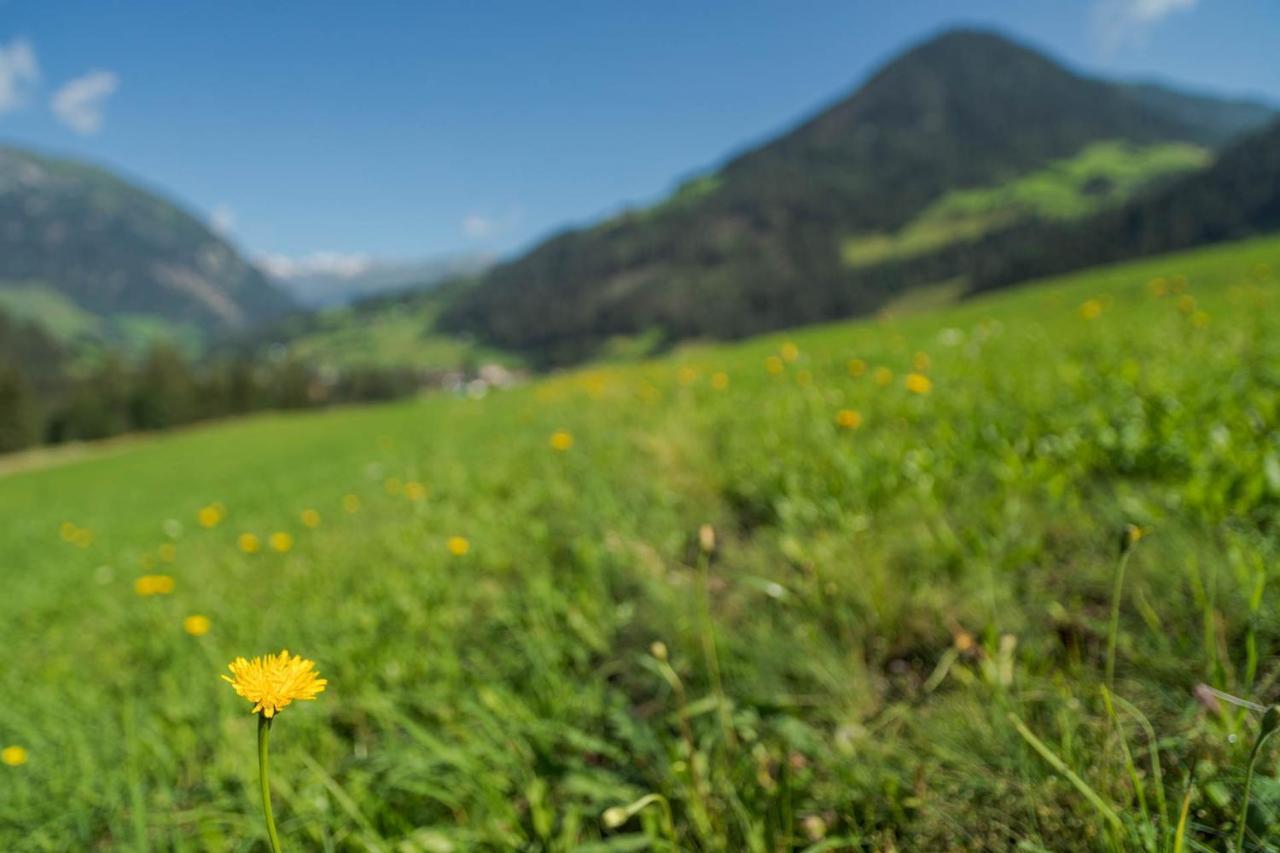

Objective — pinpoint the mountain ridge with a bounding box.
[435,27,1276,365]
[0,143,295,342]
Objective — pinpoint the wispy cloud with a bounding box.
[462,214,494,239]
[461,205,524,241]
[0,37,39,115]
[1092,0,1198,54]
[210,203,237,237]
[51,69,119,134]
[258,251,374,280]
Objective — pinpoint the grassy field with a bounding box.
[2,236,1279,850]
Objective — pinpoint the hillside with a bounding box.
[3,235,1279,848]
[0,145,294,343]
[966,117,1280,293]
[436,28,1274,365]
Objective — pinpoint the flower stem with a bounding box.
[258,714,283,853]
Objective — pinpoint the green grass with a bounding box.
[842,140,1210,268]
[2,235,1280,850]
[282,298,516,371]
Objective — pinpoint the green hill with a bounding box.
[2,234,1278,848]
[0,145,295,344]
[436,28,1274,365]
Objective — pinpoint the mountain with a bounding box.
[268,253,494,309]
[436,28,1275,366]
[964,117,1280,293]
[0,145,294,343]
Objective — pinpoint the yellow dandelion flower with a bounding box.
[847,358,867,378]
[550,430,574,451]
[912,351,931,372]
[835,409,863,430]
[1147,277,1168,297]
[905,373,933,395]
[158,543,177,563]
[1176,294,1196,316]
[710,371,729,390]
[238,533,261,554]
[403,481,427,502]
[1,746,27,767]
[677,366,698,385]
[764,355,784,375]
[59,521,77,542]
[197,504,223,528]
[872,366,893,386]
[342,494,361,514]
[383,477,403,496]
[1079,299,1103,320]
[300,509,321,528]
[134,574,175,596]
[183,614,212,636]
[1191,310,1210,329]
[221,650,327,718]
[795,369,813,387]
[268,532,294,553]
[447,536,470,556]
[71,527,93,548]
[779,342,799,362]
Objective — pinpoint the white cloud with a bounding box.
[210,203,236,236]
[0,38,39,115]
[51,69,119,135]
[462,206,524,241]
[258,251,374,280]
[462,214,494,239]
[1092,0,1198,54]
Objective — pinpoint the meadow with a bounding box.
[2,235,1280,850]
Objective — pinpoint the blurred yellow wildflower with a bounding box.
[779,342,800,362]
[710,371,729,390]
[550,430,574,451]
[447,536,471,556]
[71,527,93,548]
[221,650,327,718]
[238,533,261,554]
[269,532,294,553]
[59,521,76,541]
[158,543,177,563]
[835,409,863,430]
[905,373,933,395]
[300,509,321,528]
[404,481,427,502]
[698,523,716,553]
[677,366,698,385]
[342,494,361,514]
[134,574,175,596]
[847,358,867,377]
[912,351,931,372]
[1,746,27,766]
[795,369,813,387]
[1191,310,1210,329]
[383,477,403,496]
[1147,277,1168,297]
[872,366,893,386]
[1176,294,1196,315]
[1079,299,1103,320]
[764,355,784,375]
[183,614,211,636]
[197,503,224,528]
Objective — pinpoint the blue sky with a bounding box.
[0,0,1276,277]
